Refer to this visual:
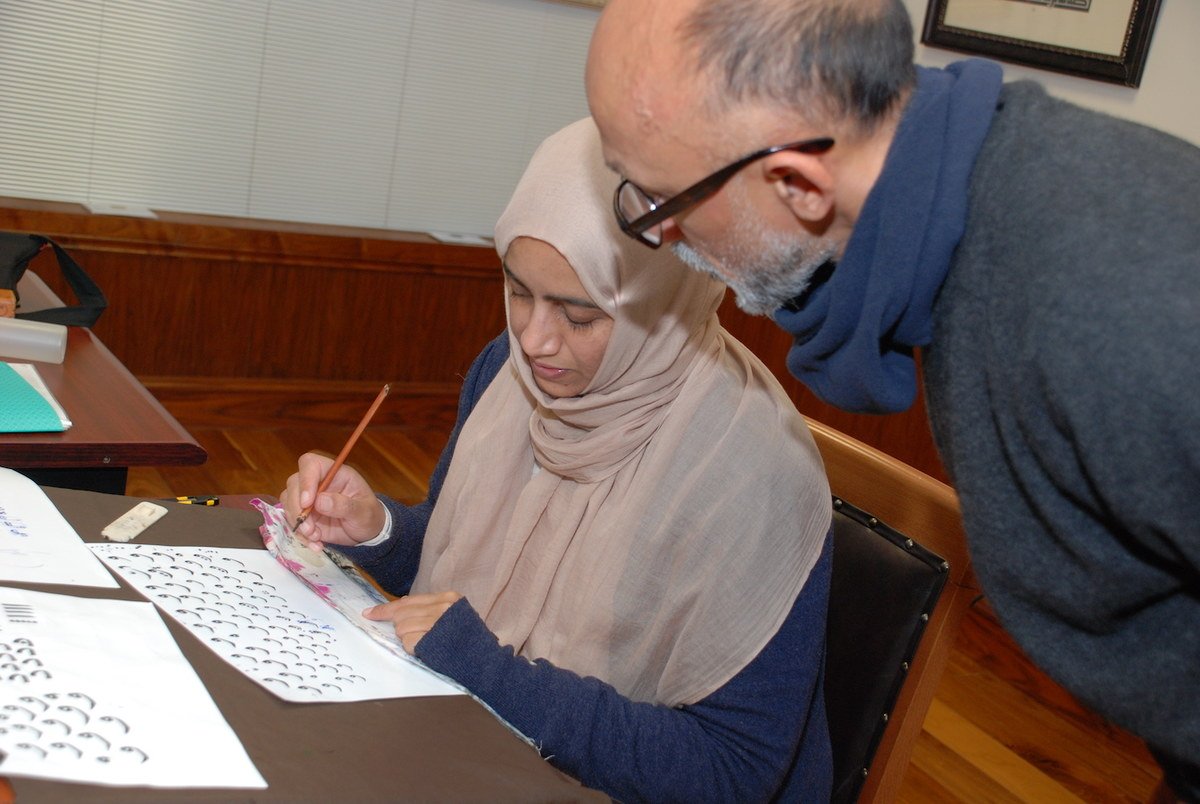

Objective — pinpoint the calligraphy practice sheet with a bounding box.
[0,467,117,588]
[91,542,463,704]
[0,586,265,788]
[251,501,539,746]
[255,499,420,660]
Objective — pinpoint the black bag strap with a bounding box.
[1,232,107,327]
[0,231,41,289]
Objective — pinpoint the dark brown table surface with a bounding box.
[1,274,206,492]
[3,488,606,803]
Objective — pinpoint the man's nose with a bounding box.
[657,217,685,245]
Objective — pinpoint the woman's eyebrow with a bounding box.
[503,263,601,310]
[502,263,528,290]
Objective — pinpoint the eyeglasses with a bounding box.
[613,136,835,248]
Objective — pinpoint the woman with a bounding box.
[282,118,833,802]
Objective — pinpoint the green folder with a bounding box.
[0,361,68,432]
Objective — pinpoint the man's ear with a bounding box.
[760,151,835,224]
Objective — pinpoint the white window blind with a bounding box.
[0,0,596,236]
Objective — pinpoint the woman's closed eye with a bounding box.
[508,278,598,328]
[563,305,602,330]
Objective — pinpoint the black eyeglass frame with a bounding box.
[613,136,835,248]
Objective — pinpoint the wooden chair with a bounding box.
[805,417,975,803]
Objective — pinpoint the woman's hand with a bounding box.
[364,591,463,653]
[280,452,386,550]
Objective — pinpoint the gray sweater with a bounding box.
[924,80,1200,781]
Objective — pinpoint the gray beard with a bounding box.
[672,235,838,316]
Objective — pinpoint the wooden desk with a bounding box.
[4,488,606,803]
[0,274,205,493]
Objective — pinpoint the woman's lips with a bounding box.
[530,360,569,380]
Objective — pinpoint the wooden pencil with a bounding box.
[292,383,391,530]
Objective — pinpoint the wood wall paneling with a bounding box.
[1,197,946,479]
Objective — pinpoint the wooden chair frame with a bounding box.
[805,417,975,802]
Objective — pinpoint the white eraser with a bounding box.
[102,501,169,542]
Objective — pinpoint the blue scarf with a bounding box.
[774,59,1003,413]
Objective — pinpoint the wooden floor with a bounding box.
[127,415,1165,803]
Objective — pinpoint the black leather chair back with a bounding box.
[825,496,950,804]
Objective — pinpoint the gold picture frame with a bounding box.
[922,0,1162,87]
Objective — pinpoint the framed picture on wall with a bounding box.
[921,0,1163,87]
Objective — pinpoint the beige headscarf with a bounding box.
[412,117,830,706]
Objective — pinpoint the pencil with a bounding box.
[293,383,391,531]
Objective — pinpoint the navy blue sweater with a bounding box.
[341,334,833,803]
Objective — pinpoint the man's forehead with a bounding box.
[590,81,658,177]
[595,115,670,189]
[599,149,624,180]
[591,115,636,177]
[588,3,696,141]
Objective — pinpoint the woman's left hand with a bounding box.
[364,591,463,653]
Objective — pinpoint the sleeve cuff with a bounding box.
[356,500,393,547]
[414,597,507,683]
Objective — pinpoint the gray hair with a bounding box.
[682,0,916,133]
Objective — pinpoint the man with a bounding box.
[587,0,1200,798]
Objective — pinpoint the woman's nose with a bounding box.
[519,308,559,356]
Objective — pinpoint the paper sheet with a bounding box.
[0,467,117,588]
[0,363,71,431]
[0,586,265,788]
[427,230,491,246]
[7,363,72,429]
[251,501,535,747]
[255,499,421,661]
[91,542,463,703]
